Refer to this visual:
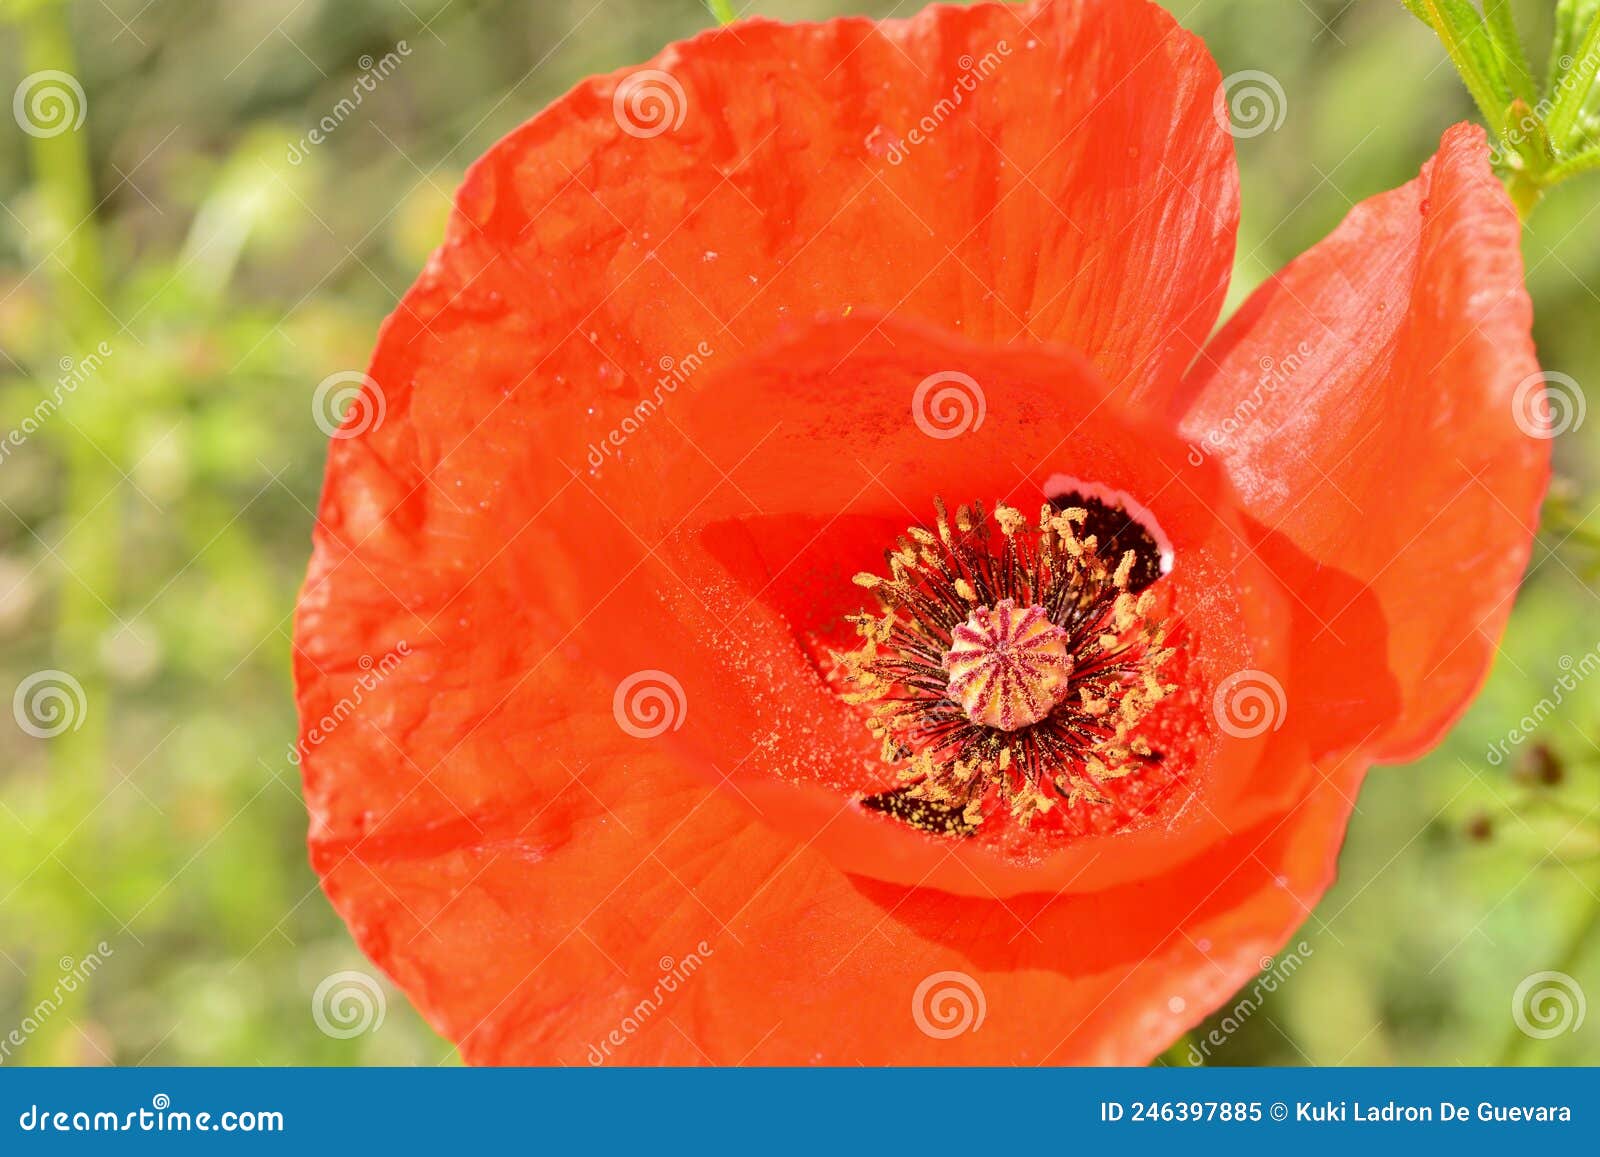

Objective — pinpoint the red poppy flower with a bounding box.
[294,0,1546,1063]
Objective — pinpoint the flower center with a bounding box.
[943,600,1072,731]
[840,497,1174,836]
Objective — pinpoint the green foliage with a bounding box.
[1404,0,1600,213]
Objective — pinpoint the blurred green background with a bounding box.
[1,0,1596,1066]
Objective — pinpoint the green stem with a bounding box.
[1547,144,1600,182]
[1485,0,1537,104]
[1506,171,1544,221]
[705,0,737,26]
[1421,0,1511,136]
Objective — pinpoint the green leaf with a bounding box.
[1547,11,1600,148]
[1550,0,1600,93]
[1398,0,1432,25]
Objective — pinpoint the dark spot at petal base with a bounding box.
[860,787,979,838]
[1052,492,1164,593]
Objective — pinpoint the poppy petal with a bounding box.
[453,0,1237,404]
[1172,124,1547,760]
[309,657,1369,1065]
